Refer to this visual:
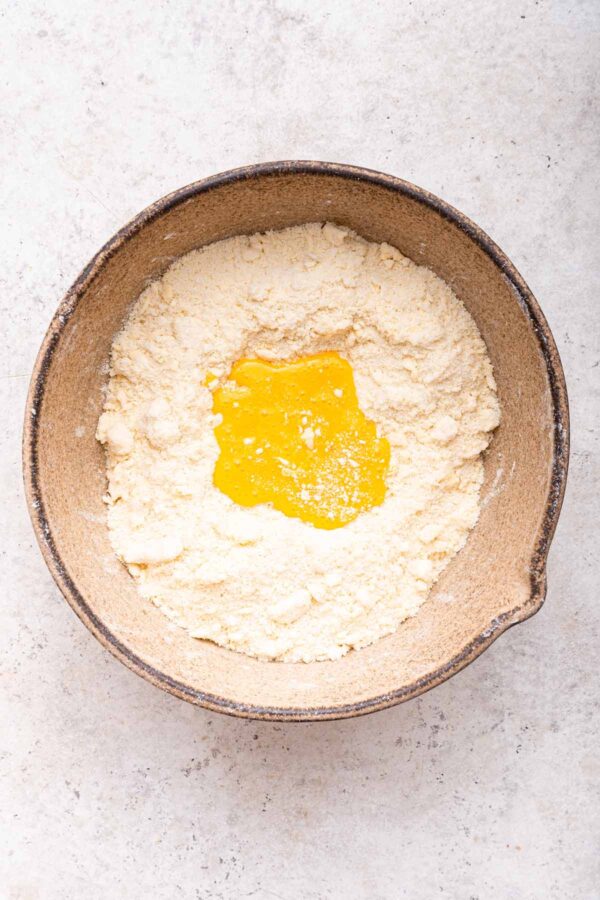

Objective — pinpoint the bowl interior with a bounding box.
[26,166,563,718]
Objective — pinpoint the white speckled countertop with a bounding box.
[1,1,598,897]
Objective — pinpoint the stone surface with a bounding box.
[1,1,598,898]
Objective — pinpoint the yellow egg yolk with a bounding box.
[210,352,390,529]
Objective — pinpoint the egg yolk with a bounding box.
[210,352,390,529]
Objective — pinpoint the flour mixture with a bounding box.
[97,223,500,662]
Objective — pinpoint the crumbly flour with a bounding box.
[97,223,500,662]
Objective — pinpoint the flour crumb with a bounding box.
[301,426,316,450]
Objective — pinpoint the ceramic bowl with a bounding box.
[23,162,569,721]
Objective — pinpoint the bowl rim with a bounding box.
[22,160,570,721]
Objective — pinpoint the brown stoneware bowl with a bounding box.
[23,162,569,721]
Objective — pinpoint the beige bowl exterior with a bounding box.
[23,162,569,721]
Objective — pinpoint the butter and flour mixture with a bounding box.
[97,223,500,662]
